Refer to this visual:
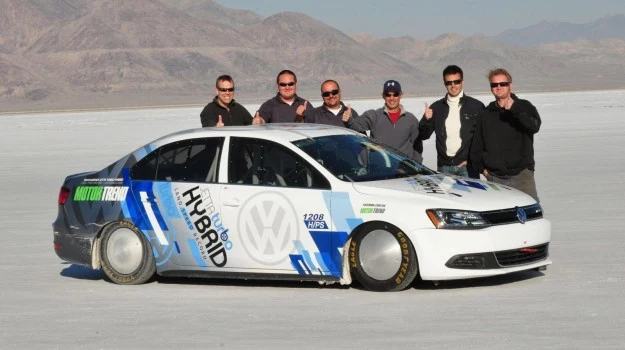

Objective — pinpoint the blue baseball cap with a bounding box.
[383,80,402,94]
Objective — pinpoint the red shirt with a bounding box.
[388,111,401,124]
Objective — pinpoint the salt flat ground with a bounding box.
[1,90,624,349]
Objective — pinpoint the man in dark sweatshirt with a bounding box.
[304,79,359,127]
[200,75,253,127]
[471,68,542,202]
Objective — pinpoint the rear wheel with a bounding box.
[100,221,155,285]
[349,222,418,292]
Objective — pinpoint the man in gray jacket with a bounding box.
[344,80,422,162]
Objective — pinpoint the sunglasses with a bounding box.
[490,82,510,88]
[217,87,235,92]
[321,89,340,97]
[444,79,463,86]
[383,92,400,97]
[279,82,296,87]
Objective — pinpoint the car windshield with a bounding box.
[293,134,434,182]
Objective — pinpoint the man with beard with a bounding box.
[304,79,359,127]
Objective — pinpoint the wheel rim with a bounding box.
[106,227,143,274]
[359,229,402,281]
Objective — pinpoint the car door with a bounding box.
[128,137,226,269]
[219,137,343,276]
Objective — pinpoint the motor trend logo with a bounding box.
[74,186,129,201]
[238,192,299,266]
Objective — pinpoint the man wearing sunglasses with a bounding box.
[345,80,422,162]
[253,70,312,124]
[200,75,253,127]
[418,65,484,178]
[471,68,542,202]
[303,80,359,127]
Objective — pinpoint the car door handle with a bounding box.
[223,199,240,207]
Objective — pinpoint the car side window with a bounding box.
[131,137,224,183]
[228,137,330,189]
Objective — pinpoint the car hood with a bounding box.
[351,174,536,211]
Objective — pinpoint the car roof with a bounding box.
[151,123,360,147]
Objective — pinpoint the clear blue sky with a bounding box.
[215,0,625,39]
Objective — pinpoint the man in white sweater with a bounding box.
[418,65,485,178]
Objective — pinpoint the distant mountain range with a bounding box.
[1,0,624,112]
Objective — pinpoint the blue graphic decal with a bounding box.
[454,179,488,191]
[313,252,329,272]
[310,230,349,277]
[126,178,176,266]
[290,255,310,275]
[174,241,181,254]
[187,238,207,267]
[292,240,322,275]
[304,220,329,229]
[155,182,180,219]
[325,192,363,232]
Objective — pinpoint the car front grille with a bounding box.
[495,243,549,267]
[482,204,543,225]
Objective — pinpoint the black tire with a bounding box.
[99,221,156,285]
[349,222,418,292]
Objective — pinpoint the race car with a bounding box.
[53,124,551,292]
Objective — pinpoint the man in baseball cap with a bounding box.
[344,79,423,162]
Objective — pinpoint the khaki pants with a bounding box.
[486,168,539,202]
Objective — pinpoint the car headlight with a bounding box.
[426,209,490,229]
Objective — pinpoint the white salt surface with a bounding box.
[1,90,624,348]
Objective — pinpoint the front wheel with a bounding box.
[349,222,418,292]
[99,221,155,285]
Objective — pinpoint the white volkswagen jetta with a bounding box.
[53,124,551,292]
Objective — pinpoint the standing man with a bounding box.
[471,68,541,202]
[200,75,253,127]
[419,65,484,178]
[304,79,359,127]
[253,70,311,124]
[344,80,422,162]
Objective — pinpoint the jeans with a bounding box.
[486,168,540,202]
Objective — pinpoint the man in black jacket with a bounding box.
[200,75,253,127]
[419,65,484,178]
[471,68,541,202]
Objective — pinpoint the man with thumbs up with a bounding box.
[253,70,312,124]
[303,80,359,127]
[418,65,484,178]
[200,75,253,127]
[345,80,423,163]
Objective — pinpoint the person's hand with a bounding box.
[216,115,224,127]
[483,169,489,177]
[295,101,308,118]
[504,97,514,110]
[458,160,467,168]
[424,102,433,120]
[252,111,265,125]
[342,104,352,123]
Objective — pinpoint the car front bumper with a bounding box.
[410,218,552,281]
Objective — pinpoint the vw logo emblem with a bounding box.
[516,207,527,224]
[238,191,300,265]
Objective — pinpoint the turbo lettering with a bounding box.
[183,186,228,267]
